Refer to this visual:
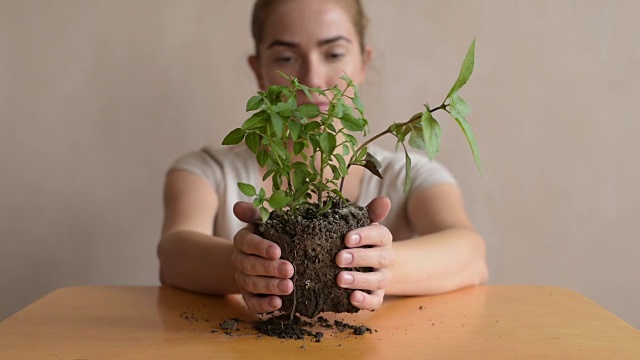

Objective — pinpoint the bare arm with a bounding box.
[157,170,238,294]
[387,183,488,295]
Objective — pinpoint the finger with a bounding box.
[232,251,294,278]
[233,228,281,260]
[365,196,391,223]
[241,291,282,313]
[350,289,384,311]
[235,272,293,295]
[233,201,260,223]
[336,246,394,268]
[344,223,392,248]
[336,269,391,290]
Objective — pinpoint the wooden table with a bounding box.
[1,286,639,359]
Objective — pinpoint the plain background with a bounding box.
[1,0,639,329]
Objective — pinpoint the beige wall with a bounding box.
[1,0,638,329]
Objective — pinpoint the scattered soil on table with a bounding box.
[251,314,374,342]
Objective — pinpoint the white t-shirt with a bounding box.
[169,145,457,241]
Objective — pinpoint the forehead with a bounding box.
[261,0,357,46]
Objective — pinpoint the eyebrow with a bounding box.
[267,35,352,49]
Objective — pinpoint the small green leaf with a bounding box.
[408,125,426,151]
[404,151,413,192]
[245,132,260,154]
[298,104,321,118]
[246,95,263,112]
[450,93,471,117]
[257,149,269,167]
[339,113,364,132]
[334,154,348,176]
[288,119,303,141]
[319,132,337,154]
[447,38,476,99]
[222,128,245,145]
[293,141,305,155]
[421,110,442,160]
[268,190,290,209]
[305,121,322,133]
[237,182,257,197]
[353,96,365,114]
[259,207,270,222]
[242,111,267,131]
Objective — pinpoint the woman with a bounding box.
[158,0,488,314]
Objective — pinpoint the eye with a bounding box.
[275,55,295,65]
[327,52,345,62]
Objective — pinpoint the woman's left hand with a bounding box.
[335,196,394,311]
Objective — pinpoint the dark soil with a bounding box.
[254,202,370,318]
[252,314,373,341]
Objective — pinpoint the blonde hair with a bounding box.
[250,0,369,56]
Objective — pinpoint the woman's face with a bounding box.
[249,0,371,111]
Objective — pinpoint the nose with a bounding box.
[298,56,326,89]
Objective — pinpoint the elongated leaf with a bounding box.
[452,113,484,176]
[356,152,383,179]
[404,151,413,192]
[237,182,257,197]
[447,38,476,99]
[270,112,284,138]
[288,119,302,141]
[245,132,260,153]
[353,96,365,114]
[222,128,245,145]
[421,110,442,160]
[334,153,348,176]
[450,93,471,117]
[339,113,364,132]
[246,95,263,111]
[257,149,268,167]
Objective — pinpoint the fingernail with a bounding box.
[277,263,290,277]
[342,273,354,285]
[277,280,289,293]
[341,252,353,265]
[268,296,280,309]
[352,291,365,304]
[349,234,361,246]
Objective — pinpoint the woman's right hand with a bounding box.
[231,201,294,313]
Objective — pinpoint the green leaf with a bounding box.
[404,151,413,192]
[334,154,348,176]
[288,119,303,141]
[408,125,426,151]
[268,190,290,209]
[242,111,267,130]
[298,104,321,118]
[319,132,337,154]
[259,207,270,222]
[421,110,442,160]
[245,132,260,154]
[353,96,364,114]
[293,169,308,189]
[305,121,322,133]
[237,182,257,197]
[222,128,245,145]
[451,113,483,176]
[339,113,364,132]
[257,149,269,167]
[293,141,305,155]
[450,93,471,117]
[270,112,284,137]
[447,38,476,99]
[246,95,264,112]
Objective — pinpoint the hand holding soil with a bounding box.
[335,196,393,311]
[231,196,394,314]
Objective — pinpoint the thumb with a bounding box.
[233,201,260,223]
[366,196,391,223]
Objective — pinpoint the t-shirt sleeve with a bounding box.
[408,154,458,194]
[167,149,224,191]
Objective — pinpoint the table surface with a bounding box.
[1,285,639,359]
